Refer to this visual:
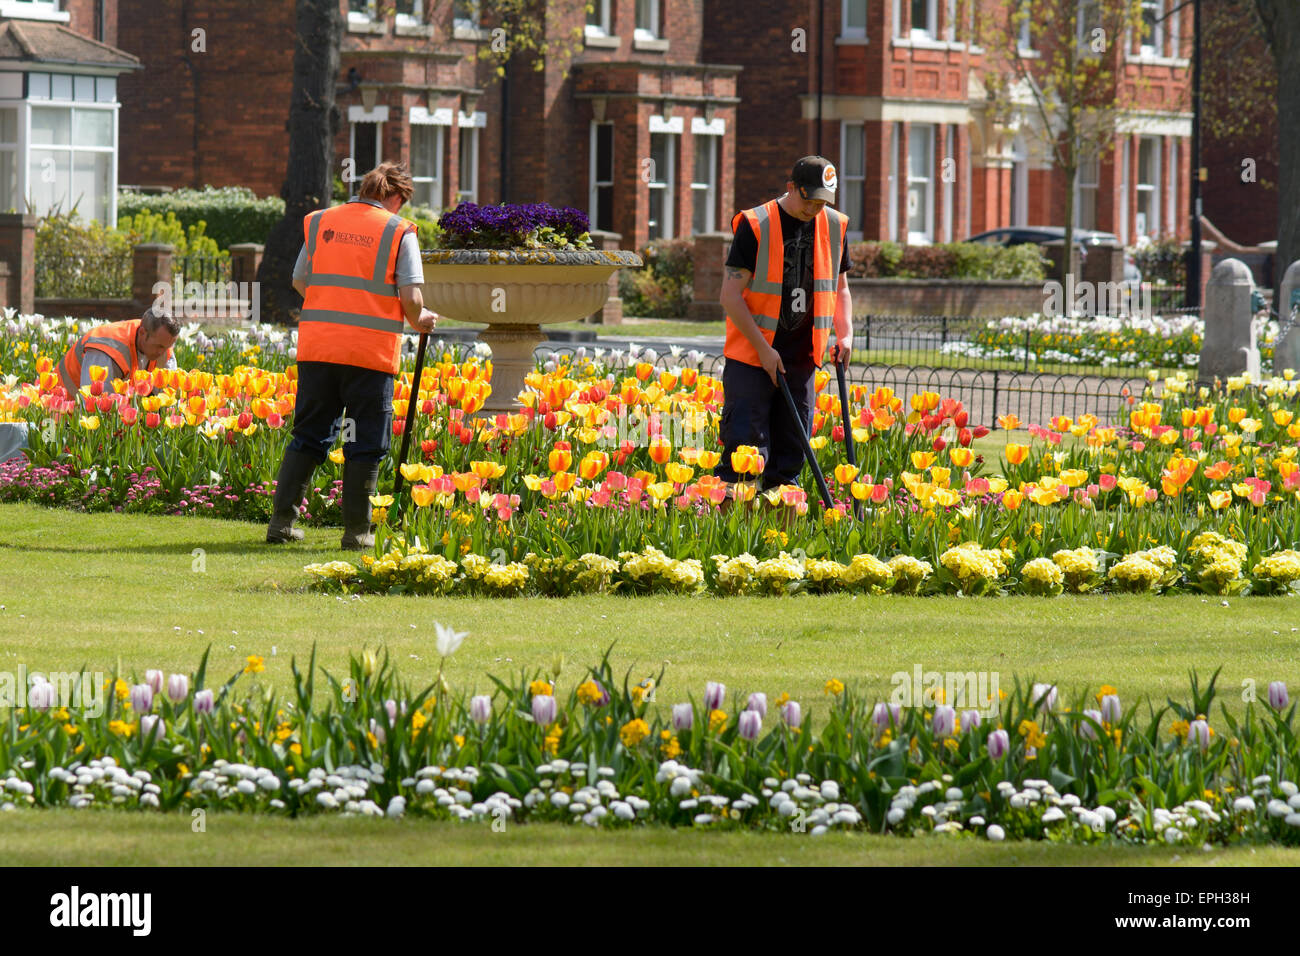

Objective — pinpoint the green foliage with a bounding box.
[117,186,285,249]
[34,212,132,298]
[618,239,694,318]
[401,202,443,249]
[116,208,224,259]
[849,241,1047,281]
[1133,236,1186,286]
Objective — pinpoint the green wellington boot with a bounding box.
[340,458,381,551]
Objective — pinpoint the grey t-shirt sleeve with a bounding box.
[80,350,117,388]
[292,244,311,282]
[395,230,423,288]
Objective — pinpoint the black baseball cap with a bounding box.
[791,156,837,202]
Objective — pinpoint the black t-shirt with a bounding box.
[725,204,850,366]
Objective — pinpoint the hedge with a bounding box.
[117,186,285,250]
[847,241,1047,281]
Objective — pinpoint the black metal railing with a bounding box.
[34,249,132,299]
[174,253,232,286]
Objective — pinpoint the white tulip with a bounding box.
[434,622,468,657]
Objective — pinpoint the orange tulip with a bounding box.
[833,463,859,485]
[1004,443,1029,466]
[548,446,573,473]
[997,414,1021,430]
[1204,460,1232,481]
[552,470,577,493]
[1001,489,1024,510]
[411,484,437,508]
[949,448,974,468]
[578,451,609,480]
[648,437,673,465]
[696,449,721,469]
[910,451,936,470]
[471,460,506,480]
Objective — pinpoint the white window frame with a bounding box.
[647,129,676,240]
[1139,0,1162,57]
[589,121,614,231]
[24,79,119,225]
[690,132,718,234]
[942,124,953,242]
[408,111,447,211]
[841,0,867,40]
[454,0,481,31]
[587,0,613,37]
[944,0,956,42]
[1166,138,1178,235]
[910,0,938,40]
[456,130,478,205]
[0,0,70,22]
[348,0,377,22]
[1135,134,1160,238]
[635,0,660,41]
[1074,153,1099,231]
[1119,137,1130,245]
[395,0,424,26]
[888,121,900,241]
[906,123,934,244]
[840,120,866,240]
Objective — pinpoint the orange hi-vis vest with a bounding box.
[58,319,165,395]
[724,199,847,368]
[297,200,417,375]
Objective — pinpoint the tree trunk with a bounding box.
[255,0,342,326]
[1254,0,1300,298]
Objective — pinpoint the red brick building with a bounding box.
[706,0,1194,246]
[112,0,740,252]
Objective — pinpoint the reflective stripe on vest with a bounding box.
[725,202,847,367]
[58,321,146,394]
[297,203,413,375]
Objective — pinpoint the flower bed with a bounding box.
[3,315,1299,592]
[3,644,1299,845]
[944,313,1281,370]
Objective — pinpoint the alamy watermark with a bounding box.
[0,667,106,718]
[153,279,260,322]
[889,665,1001,718]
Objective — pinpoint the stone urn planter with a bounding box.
[421,247,642,412]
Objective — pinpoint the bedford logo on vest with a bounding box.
[323,229,376,248]
[153,279,261,323]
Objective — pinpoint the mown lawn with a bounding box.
[2,502,1297,865]
[2,811,1297,866]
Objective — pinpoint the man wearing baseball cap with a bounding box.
[713,156,853,493]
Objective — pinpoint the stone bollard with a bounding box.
[1041,240,1082,289]
[688,231,732,322]
[1274,259,1300,377]
[1198,258,1259,385]
[0,213,35,314]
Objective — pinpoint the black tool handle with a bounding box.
[776,370,834,511]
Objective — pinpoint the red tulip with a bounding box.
[145,411,161,429]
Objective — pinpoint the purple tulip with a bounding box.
[140,714,165,741]
[746,692,768,718]
[1267,681,1289,711]
[704,681,726,711]
[738,710,762,741]
[1100,693,1121,724]
[987,729,1010,760]
[385,699,398,725]
[28,680,55,712]
[672,703,693,731]
[130,683,153,713]
[145,669,164,695]
[166,674,189,703]
[781,701,802,728]
[1030,683,1058,712]
[194,689,215,714]
[961,709,981,733]
[932,705,956,737]
[1188,719,1210,751]
[1080,708,1103,740]
[531,694,558,726]
[470,695,492,725]
[872,701,902,728]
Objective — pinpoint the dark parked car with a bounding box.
[965,226,1142,286]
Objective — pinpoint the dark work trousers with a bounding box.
[713,357,816,489]
[288,360,394,464]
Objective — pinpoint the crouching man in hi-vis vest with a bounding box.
[265,161,438,549]
[57,306,179,396]
[713,156,853,493]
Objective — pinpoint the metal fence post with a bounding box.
[990,370,999,426]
